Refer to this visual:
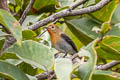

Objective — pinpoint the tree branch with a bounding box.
[96,61,120,70]
[29,0,112,30]
[36,71,54,80]
[19,0,35,25]
[68,0,87,10]
[0,0,9,12]
[36,60,120,80]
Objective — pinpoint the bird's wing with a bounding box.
[61,34,78,53]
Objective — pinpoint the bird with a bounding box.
[46,24,78,57]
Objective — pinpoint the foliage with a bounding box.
[0,0,120,80]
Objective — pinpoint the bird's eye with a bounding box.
[51,26,55,30]
[51,26,54,28]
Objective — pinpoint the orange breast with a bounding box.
[47,29,60,46]
[51,33,60,46]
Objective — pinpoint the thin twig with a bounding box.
[68,0,87,11]
[36,29,47,38]
[96,61,120,70]
[19,0,35,25]
[36,71,54,80]
[48,73,56,80]
[29,0,112,30]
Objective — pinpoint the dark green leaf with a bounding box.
[0,61,29,80]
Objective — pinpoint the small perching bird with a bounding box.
[46,24,78,57]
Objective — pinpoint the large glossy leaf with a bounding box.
[66,17,100,45]
[96,36,120,60]
[112,3,120,24]
[32,0,58,13]
[91,0,119,22]
[55,58,72,80]
[78,40,97,80]
[64,24,84,50]
[0,61,29,80]
[92,70,120,80]
[106,25,120,36]
[4,40,54,70]
[0,9,22,45]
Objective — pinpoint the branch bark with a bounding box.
[29,0,112,30]
[19,0,35,25]
[96,61,120,70]
[68,0,87,10]
[36,60,120,80]
[0,0,9,12]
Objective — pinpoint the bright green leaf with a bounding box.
[0,53,18,60]
[22,30,37,40]
[91,0,119,22]
[96,36,120,60]
[101,22,111,35]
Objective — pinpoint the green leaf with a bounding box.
[66,17,100,45]
[91,0,119,22]
[22,15,43,28]
[0,30,9,37]
[101,22,111,35]
[15,0,22,7]
[112,3,120,24]
[55,58,72,80]
[22,30,37,40]
[106,25,120,36]
[96,47,120,60]
[17,62,37,76]
[0,53,18,60]
[33,0,58,13]
[78,40,97,80]
[4,40,54,70]
[9,0,16,5]
[64,24,84,50]
[58,0,74,7]
[96,36,120,60]
[0,9,22,45]
[0,38,5,52]
[93,70,120,80]
[0,61,29,80]
[84,0,95,6]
